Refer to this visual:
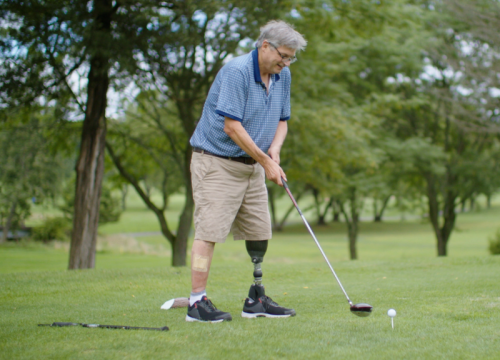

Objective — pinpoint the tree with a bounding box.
[0,1,182,268]
[377,0,500,256]
[287,0,425,258]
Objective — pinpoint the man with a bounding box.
[187,20,307,323]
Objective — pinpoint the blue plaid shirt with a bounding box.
[190,48,291,157]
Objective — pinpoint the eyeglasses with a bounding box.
[268,42,297,64]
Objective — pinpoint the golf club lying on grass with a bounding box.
[281,177,373,317]
[38,322,169,331]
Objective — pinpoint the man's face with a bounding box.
[261,41,296,74]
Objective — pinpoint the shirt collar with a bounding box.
[252,48,280,84]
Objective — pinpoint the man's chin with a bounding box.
[272,66,284,74]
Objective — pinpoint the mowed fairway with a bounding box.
[1,196,500,359]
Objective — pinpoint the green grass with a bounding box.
[2,193,500,359]
[1,257,500,359]
[0,244,169,273]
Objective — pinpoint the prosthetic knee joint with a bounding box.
[245,240,268,299]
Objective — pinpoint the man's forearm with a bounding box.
[224,117,286,185]
[223,117,272,165]
[269,121,288,152]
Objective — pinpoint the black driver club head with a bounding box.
[350,303,373,317]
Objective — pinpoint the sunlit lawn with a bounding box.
[1,191,499,359]
[1,252,499,359]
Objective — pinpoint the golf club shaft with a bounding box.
[83,324,169,331]
[281,178,353,306]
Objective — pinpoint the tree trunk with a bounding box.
[425,174,457,257]
[348,223,358,260]
[337,187,360,260]
[69,0,112,269]
[0,223,5,243]
[440,189,457,256]
[486,193,491,208]
[332,207,340,221]
[0,212,7,244]
[425,174,445,256]
[4,201,17,242]
[348,199,359,260]
[318,198,333,226]
[121,184,128,211]
[172,143,195,267]
[144,179,152,198]
[373,195,391,222]
[331,197,340,222]
[311,187,327,225]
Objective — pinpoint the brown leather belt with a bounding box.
[193,147,257,165]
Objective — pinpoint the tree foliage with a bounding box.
[1,0,499,264]
[0,106,66,242]
[377,0,500,256]
[286,0,426,259]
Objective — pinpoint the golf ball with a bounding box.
[387,309,396,317]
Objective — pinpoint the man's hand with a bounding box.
[263,157,287,186]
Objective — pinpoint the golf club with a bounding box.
[281,177,373,317]
[38,322,169,331]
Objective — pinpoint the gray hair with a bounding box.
[255,20,307,52]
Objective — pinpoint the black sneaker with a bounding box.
[186,296,232,323]
[241,284,296,318]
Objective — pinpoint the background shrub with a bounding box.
[488,229,500,255]
[32,217,71,243]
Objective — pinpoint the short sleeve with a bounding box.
[215,67,248,122]
[280,73,291,121]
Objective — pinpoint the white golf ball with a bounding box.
[387,309,396,317]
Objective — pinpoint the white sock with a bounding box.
[189,290,206,306]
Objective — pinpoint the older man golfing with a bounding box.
[187,20,307,322]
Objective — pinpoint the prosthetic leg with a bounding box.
[242,240,296,317]
[245,240,268,300]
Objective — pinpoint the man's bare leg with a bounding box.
[186,239,232,322]
[191,239,215,294]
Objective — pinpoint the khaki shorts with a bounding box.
[190,151,272,243]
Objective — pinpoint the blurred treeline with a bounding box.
[1,0,499,265]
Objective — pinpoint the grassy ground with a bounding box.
[1,256,499,359]
[1,192,500,359]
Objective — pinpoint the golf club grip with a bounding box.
[281,177,289,190]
